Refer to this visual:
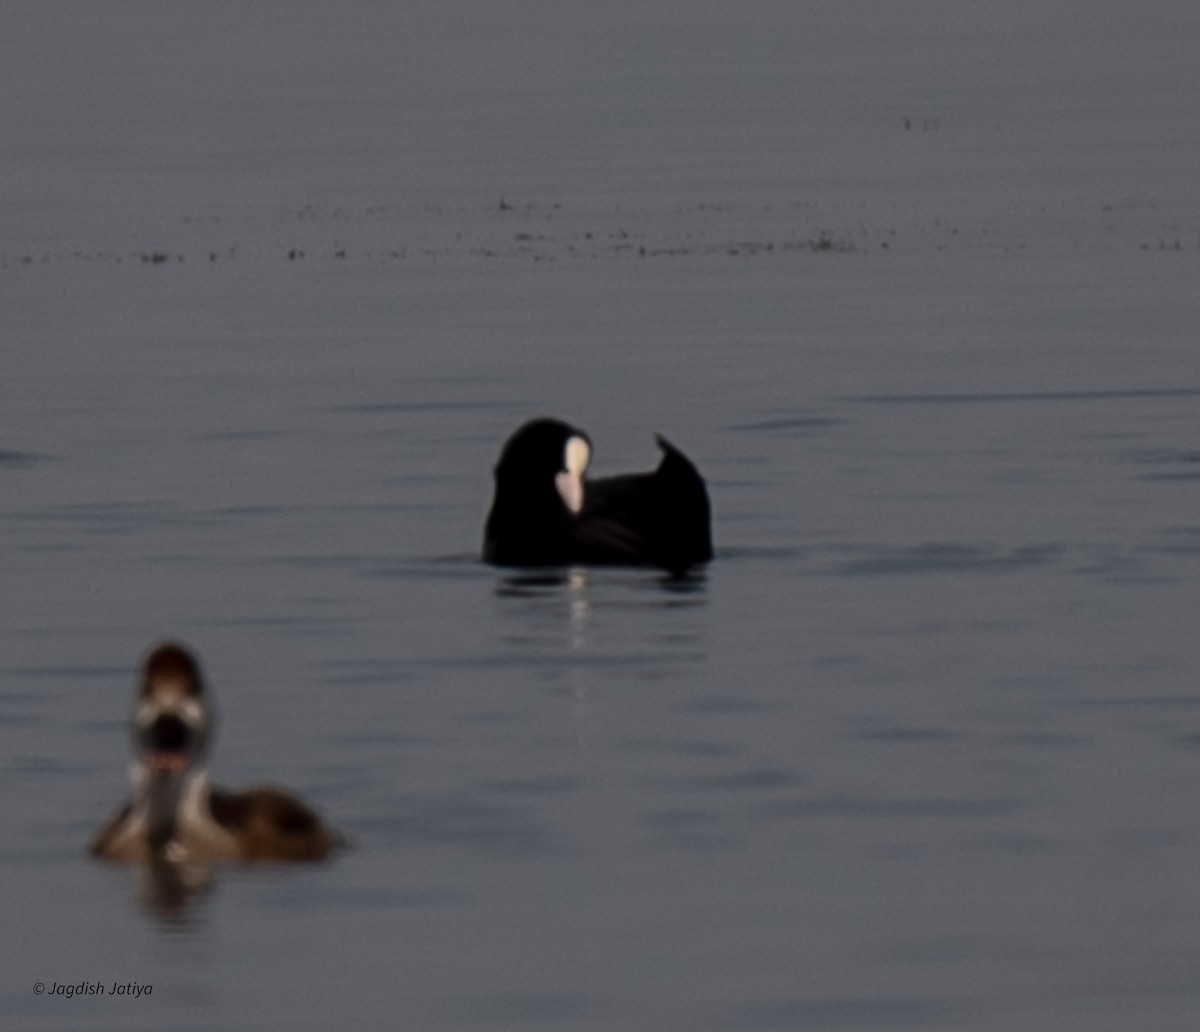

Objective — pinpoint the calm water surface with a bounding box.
[3,3,1200,1030]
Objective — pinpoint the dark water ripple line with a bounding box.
[821,542,1063,577]
[198,613,354,633]
[1127,448,1200,466]
[0,449,52,469]
[617,735,747,759]
[721,994,964,1030]
[319,649,707,685]
[639,807,746,851]
[364,556,709,587]
[994,731,1093,751]
[642,766,804,794]
[757,793,1026,821]
[6,502,202,534]
[451,991,607,1025]
[1054,693,1200,711]
[485,568,711,595]
[0,664,126,681]
[195,428,290,442]
[4,755,96,777]
[673,695,783,717]
[371,796,572,858]
[326,399,526,416]
[727,537,1200,576]
[875,933,992,966]
[476,773,591,798]
[1140,471,1200,482]
[244,539,1200,584]
[725,415,847,434]
[840,386,1200,406]
[716,545,809,562]
[847,726,964,744]
[6,501,294,535]
[254,882,475,913]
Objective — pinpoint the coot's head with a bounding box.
[483,418,593,565]
[492,418,592,515]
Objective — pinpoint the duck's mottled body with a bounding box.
[91,643,342,865]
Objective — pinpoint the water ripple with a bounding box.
[847,727,963,745]
[383,796,569,859]
[758,793,1025,821]
[726,415,846,435]
[842,386,1200,406]
[450,991,605,1026]
[824,542,1061,577]
[0,448,51,469]
[722,994,963,1030]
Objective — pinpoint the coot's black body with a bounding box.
[483,418,712,576]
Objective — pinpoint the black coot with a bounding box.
[483,418,712,576]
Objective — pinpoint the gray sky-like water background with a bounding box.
[3,3,1200,1030]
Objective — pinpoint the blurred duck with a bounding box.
[91,643,343,864]
[483,418,712,576]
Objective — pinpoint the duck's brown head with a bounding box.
[133,642,214,781]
